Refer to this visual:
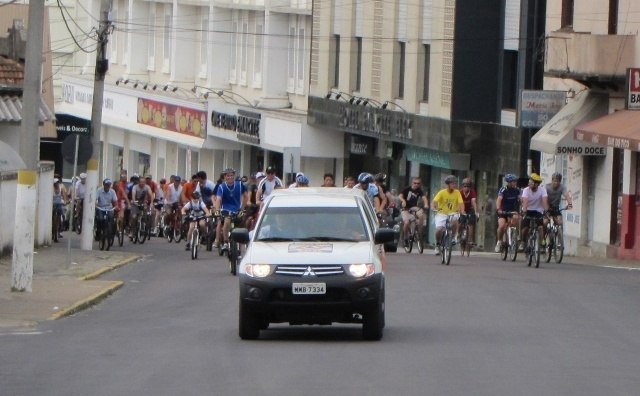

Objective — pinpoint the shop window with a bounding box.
[502,50,518,110]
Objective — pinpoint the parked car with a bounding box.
[231,187,395,340]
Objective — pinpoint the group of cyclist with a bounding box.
[495,172,573,253]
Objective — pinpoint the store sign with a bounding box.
[520,90,566,128]
[349,136,374,155]
[210,109,261,144]
[406,146,450,168]
[626,68,640,110]
[556,146,606,155]
[338,107,412,141]
[137,98,207,138]
[55,113,91,136]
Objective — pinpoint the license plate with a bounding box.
[292,283,326,295]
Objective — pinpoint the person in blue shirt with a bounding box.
[495,174,521,253]
[214,168,248,250]
[354,172,384,214]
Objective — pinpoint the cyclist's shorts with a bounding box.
[461,211,477,226]
[524,210,544,226]
[435,213,459,229]
[497,211,518,220]
[401,207,424,223]
[548,206,562,217]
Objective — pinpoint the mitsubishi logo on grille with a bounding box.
[302,266,316,277]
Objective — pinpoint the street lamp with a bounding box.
[381,100,408,113]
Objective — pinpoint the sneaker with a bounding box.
[518,241,526,252]
[221,242,229,251]
[494,241,502,253]
[434,247,441,256]
[451,237,457,246]
[185,243,190,251]
[404,239,410,248]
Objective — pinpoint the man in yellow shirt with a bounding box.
[431,175,466,255]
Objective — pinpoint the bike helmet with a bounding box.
[357,172,373,184]
[223,167,236,175]
[296,174,309,185]
[192,191,201,199]
[79,172,87,179]
[103,178,112,185]
[374,173,387,183]
[444,175,457,185]
[529,173,542,183]
[552,172,562,182]
[504,174,517,183]
[174,175,181,182]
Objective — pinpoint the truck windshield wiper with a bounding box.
[296,236,354,242]
[257,237,296,242]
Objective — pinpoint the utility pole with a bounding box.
[12,1,45,292]
[81,0,113,250]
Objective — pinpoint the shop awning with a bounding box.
[530,91,608,155]
[574,110,640,152]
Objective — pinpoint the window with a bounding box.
[148,10,156,70]
[561,0,574,29]
[123,10,129,65]
[297,25,305,93]
[200,18,208,76]
[253,18,264,88]
[288,24,296,91]
[110,2,118,62]
[502,50,518,109]
[230,16,238,83]
[240,17,249,84]
[355,37,362,91]
[422,44,430,102]
[396,41,405,99]
[163,12,172,72]
[333,34,340,88]
[287,16,307,94]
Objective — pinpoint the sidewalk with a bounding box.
[0,232,140,330]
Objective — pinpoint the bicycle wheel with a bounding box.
[533,231,541,268]
[117,218,124,246]
[99,221,107,251]
[554,226,564,263]
[501,233,508,261]
[459,228,467,256]
[107,221,114,249]
[527,234,533,267]
[206,221,214,252]
[508,228,518,262]
[403,227,414,254]
[74,211,82,234]
[444,234,452,265]
[191,230,198,260]
[545,230,553,263]
[137,217,147,245]
[145,214,152,241]
[52,211,59,243]
[416,227,424,254]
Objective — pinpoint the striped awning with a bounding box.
[0,95,55,123]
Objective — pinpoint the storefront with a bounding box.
[574,108,640,260]
[56,76,237,182]
[530,90,611,256]
[207,100,343,186]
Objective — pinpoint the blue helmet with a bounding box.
[504,174,517,183]
[357,172,373,184]
[296,174,309,185]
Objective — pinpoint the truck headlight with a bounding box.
[349,263,375,278]
[245,264,272,278]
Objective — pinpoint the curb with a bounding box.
[48,281,124,320]
[79,255,140,281]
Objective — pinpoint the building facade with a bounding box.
[307,0,545,248]
[539,0,640,260]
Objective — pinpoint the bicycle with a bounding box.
[132,202,151,244]
[499,211,519,262]
[401,207,424,254]
[458,213,473,257]
[217,211,243,275]
[115,210,126,247]
[205,215,217,251]
[438,213,458,266]
[95,207,116,251]
[545,206,568,264]
[73,198,83,234]
[187,215,207,260]
[524,214,544,268]
[52,204,65,243]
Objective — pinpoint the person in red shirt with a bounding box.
[181,174,200,205]
[115,171,130,226]
[459,177,479,246]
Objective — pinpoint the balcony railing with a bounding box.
[545,31,636,81]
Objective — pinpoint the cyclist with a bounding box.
[431,175,465,255]
[399,177,429,248]
[545,172,573,230]
[181,174,200,205]
[196,171,216,209]
[322,173,336,187]
[459,177,479,247]
[114,172,131,231]
[95,178,118,239]
[520,173,549,252]
[374,173,392,212]
[244,172,264,231]
[256,166,283,206]
[215,168,248,251]
[129,176,153,237]
[181,191,211,250]
[354,172,384,213]
[288,172,306,188]
[52,178,68,240]
[165,175,183,230]
[495,174,521,253]
[73,172,87,231]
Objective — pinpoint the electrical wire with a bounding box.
[56,0,97,54]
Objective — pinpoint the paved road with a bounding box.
[1,238,639,396]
